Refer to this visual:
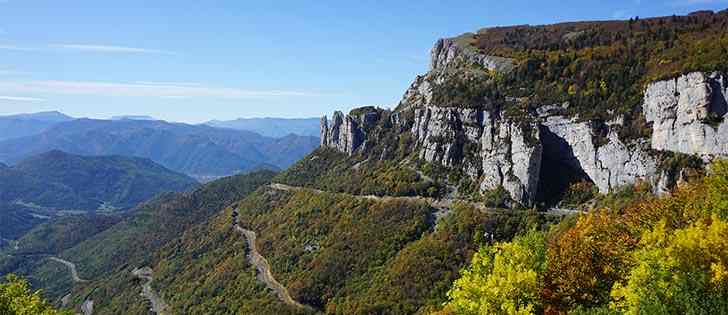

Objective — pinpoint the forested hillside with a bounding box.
[0,171,276,313]
[0,150,198,212]
[5,8,728,315]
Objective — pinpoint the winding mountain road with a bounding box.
[48,257,88,283]
[132,267,170,315]
[232,208,314,312]
[269,183,582,218]
[47,257,94,315]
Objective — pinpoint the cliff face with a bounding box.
[431,37,516,73]
[320,111,365,156]
[409,106,542,204]
[644,72,728,156]
[539,114,657,194]
[321,37,726,206]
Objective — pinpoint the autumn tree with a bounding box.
[0,274,73,315]
[443,230,547,315]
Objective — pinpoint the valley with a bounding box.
[2,5,728,315]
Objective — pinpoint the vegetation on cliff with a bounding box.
[431,10,728,141]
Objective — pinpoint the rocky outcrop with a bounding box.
[480,116,542,204]
[320,40,725,206]
[431,38,515,73]
[541,116,657,194]
[411,106,481,169]
[399,37,514,112]
[410,106,542,205]
[320,111,365,155]
[644,72,728,156]
[320,109,383,156]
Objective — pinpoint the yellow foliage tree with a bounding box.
[442,230,546,315]
[0,274,73,315]
[610,216,728,314]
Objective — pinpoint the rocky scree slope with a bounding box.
[322,10,728,206]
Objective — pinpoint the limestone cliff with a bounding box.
[644,72,728,156]
[431,37,516,73]
[320,35,726,206]
[540,114,657,194]
[320,111,364,156]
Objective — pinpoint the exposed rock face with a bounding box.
[320,38,724,206]
[409,105,542,205]
[320,111,365,155]
[411,106,481,168]
[644,72,728,156]
[541,116,657,194]
[320,109,382,156]
[480,116,542,205]
[431,38,515,73]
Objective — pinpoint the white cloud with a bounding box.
[0,80,319,99]
[50,44,172,54]
[0,45,39,52]
[0,43,172,54]
[134,81,202,87]
[0,95,44,102]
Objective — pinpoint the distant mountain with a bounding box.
[206,117,321,138]
[111,115,156,121]
[0,118,318,179]
[0,111,75,141]
[0,150,198,212]
[3,111,74,122]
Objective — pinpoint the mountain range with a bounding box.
[3,8,728,315]
[206,117,321,138]
[0,111,74,141]
[0,118,319,180]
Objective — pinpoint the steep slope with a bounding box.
[79,170,560,314]
[84,10,726,314]
[11,171,278,313]
[206,117,321,138]
[0,150,199,212]
[0,119,318,178]
[9,9,728,315]
[319,9,728,207]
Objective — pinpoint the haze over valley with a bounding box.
[3,2,728,315]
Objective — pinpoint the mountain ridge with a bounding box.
[206,117,321,138]
[0,118,318,179]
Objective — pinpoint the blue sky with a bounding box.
[0,1,726,123]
